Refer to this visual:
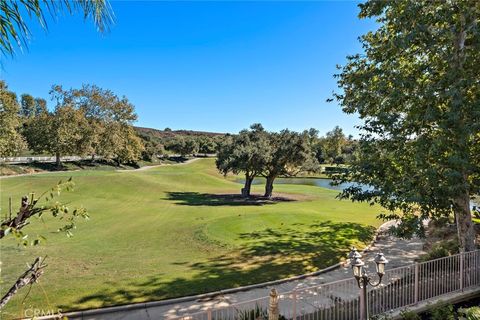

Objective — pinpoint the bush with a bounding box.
[399,309,420,320]
[458,306,480,320]
[429,304,455,320]
[324,166,348,174]
[237,305,287,320]
[430,216,452,229]
[419,239,459,262]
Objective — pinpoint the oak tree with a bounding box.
[261,130,310,198]
[216,124,270,197]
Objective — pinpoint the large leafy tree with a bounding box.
[25,104,91,167]
[262,129,310,198]
[216,124,270,197]
[20,93,36,118]
[99,121,144,165]
[68,84,141,162]
[167,136,198,157]
[34,97,47,115]
[323,126,348,164]
[0,0,113,57]
[197,136,217,156]
[333,0,479,251]
[0,81,27,157]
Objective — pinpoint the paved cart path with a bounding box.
[0,158,200,179]
[157,221,426,319]
[65,221,426,320]
[119,158,200,172]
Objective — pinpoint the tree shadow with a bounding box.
[69,220,376,310]
[165,156,190,163]
[164,192,296,206]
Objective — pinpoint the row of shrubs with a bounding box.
[396,304,480,320]
[238,303,480,320]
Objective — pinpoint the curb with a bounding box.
[34,221,394,320]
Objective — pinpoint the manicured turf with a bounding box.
[0,159,382,318]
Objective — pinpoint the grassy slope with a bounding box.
[0,157,185,176]
[0,159,382,318]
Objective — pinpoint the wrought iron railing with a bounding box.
[170,249,480,320]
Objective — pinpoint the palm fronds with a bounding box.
[0,0,114,57]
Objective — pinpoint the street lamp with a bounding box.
[348,248,389,320]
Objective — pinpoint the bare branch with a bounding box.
[0,196,42,240]
[0,257,47,309]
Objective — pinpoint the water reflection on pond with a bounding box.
[239,177,368,191]
[239,177,478,210]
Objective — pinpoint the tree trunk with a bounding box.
[454,192,476,252]
[451,14,475,252]
[264,175,275,198]
[55,152,61,169]
[241,175,254,197]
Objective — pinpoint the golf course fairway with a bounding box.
[0,158,382,317]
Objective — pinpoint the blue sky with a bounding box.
[1,1,376,135]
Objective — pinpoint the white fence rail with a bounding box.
[0,156,92,164]
[172,250,480,320]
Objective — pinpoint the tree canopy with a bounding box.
[21,83,144,166]
[0,81,27,157]
[216,124,271,197]
[333,0,479,251]
[216,124,314,198]
[261,129,311,197]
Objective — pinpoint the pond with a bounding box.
[240,177,369,192]
[240,177,478,210]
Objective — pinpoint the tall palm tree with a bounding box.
[0,0,114,57]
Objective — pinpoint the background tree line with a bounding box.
[0,81,144,167]
[2,80,358,173]
[137,127,224,161]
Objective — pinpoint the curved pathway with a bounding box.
[0,158,200,179]
[119,158,200,172]
[64,221,426,320]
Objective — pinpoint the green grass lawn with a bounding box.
[0,158,382,318]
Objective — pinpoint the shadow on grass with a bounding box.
[164,192,296,206]
[8,159,140,171]
[69,220,376,309]
[165,156,190,163]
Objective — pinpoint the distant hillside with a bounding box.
[135,126,226,138]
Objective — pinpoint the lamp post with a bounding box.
[348,247,389,320]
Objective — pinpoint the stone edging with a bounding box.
[33,221,393,320]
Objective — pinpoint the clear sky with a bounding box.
[1,1,376,136]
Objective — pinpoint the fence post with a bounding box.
[360,285,366,320]
[207,308,212,320]
[269,289,279,320]
[292,290,297,320]
[459,252,464,292]
[414,263,419,304]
